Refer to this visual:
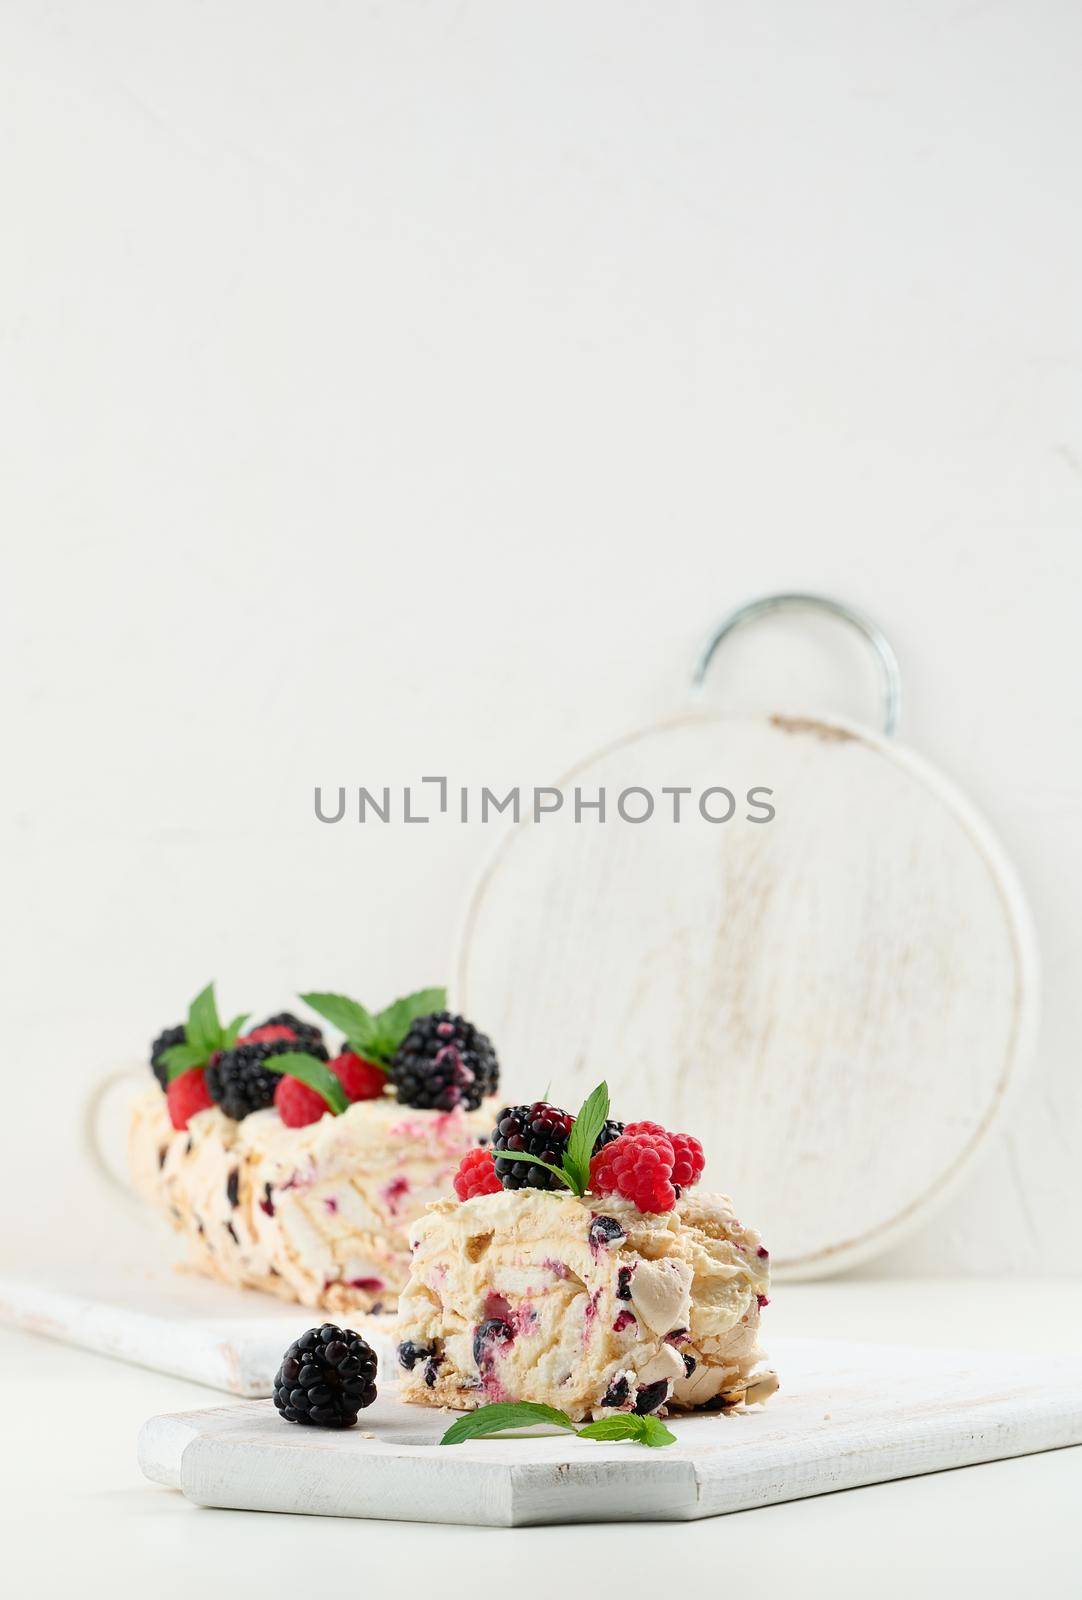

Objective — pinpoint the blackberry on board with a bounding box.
[207,1036,329,1120]
[492,1101,574,1190]
[149,1024,186,1091]
[273,1324,377,1428]
[389,1012,499,1111]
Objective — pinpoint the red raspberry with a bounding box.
[331,1051,386,1102]
[589,1139,620,1193]
[274,1074,328,1128]
[591,1131,677,1212]
[453,1147,502,1200]
[241,1024,297,1045]
[625,1122,704,1188]
[166,1067,213,1131]
[668,1132,705,1187]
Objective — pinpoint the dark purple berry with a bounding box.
[588,1214,625,1253]
[633,1379,670,1416]
[492,1102,573,1191]
[602,1374,631,1408]
[472,1317,513,1373]
[207,1036,328,1120]
[272,1323,377,1428]
[389,1013,498,1111]
[149,1024,186,1090]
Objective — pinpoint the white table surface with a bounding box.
[6,1280,1081,1598]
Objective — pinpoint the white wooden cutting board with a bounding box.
[454,712,1038,1279]
[139,1338,1082,1527]
[0,1264,396,1396]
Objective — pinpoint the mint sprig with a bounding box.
[578,1414,676,1447]
[563,1080,610,1194]
[299,986,446,1066]
[495,1081,610,1198]
[440,1400,675,1449]
[263,1051,350,1116]
[440,1402,576,1444]
[159,983,249,1083]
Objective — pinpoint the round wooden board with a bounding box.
[453,712,1039,1279]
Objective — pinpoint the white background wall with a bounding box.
[4,1,1080,1275]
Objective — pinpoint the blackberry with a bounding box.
[389,1012,499,1112]
[396,1339,437,1371]
[208,1036,328,1120]
[595,1119,625,1153]
[633,1378,670,1416]
[472,1317,514,1374]
[588,1214,625,1252]
[602,1374,630,1408]
[254,1011,325,1049]
[149,1024,186,1091]
[492,1102,573,1191]
[273,1324,377,1428]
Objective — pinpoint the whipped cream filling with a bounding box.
[129,1087,494,1311]
[395,1187,775,1422]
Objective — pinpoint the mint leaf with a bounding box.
[635,1415,677,1447]
[576,1416,646,1442]
[222,1012,250,1049]
[299,992,380,1055]
[577,1414,676,1447]
[263,1051,350,1115]
[186,983,222,1056]
[161,1042,208,1081]
[563,1080,609,1195]
[440,1402,575,1445]
[368,987,447,1061]
[492,1149,576,1191]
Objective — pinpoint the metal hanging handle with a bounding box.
[692,592,902,738]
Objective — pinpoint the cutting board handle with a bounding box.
[82,1065,153,1224]
[692,592,903,737]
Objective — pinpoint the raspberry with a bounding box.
[274,1074,329,1128]
[331,1051,386,1102]
[166,1067,213,1131]
[453,1147,502,1200]
[243,1024,297,1045]
[625,1122,704,1188]
[252,1012,325,1050]
[668,1131,705,1187]
[589,1131,677,1212]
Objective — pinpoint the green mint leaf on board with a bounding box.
[634,1415,677,1447]
[161,1042,209,1081]
[368,987,447,1061]
[563,1080,610,1195]
[577,1414,676,1448]
[440,1403,576,1444]
[186,982,222,1057]
[491,1149,577,1192]
[263,1051,350,1115]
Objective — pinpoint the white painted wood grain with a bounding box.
[138,1337,1082,1527]
[0,1265,397,1396]
[454,713,1039,1279]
